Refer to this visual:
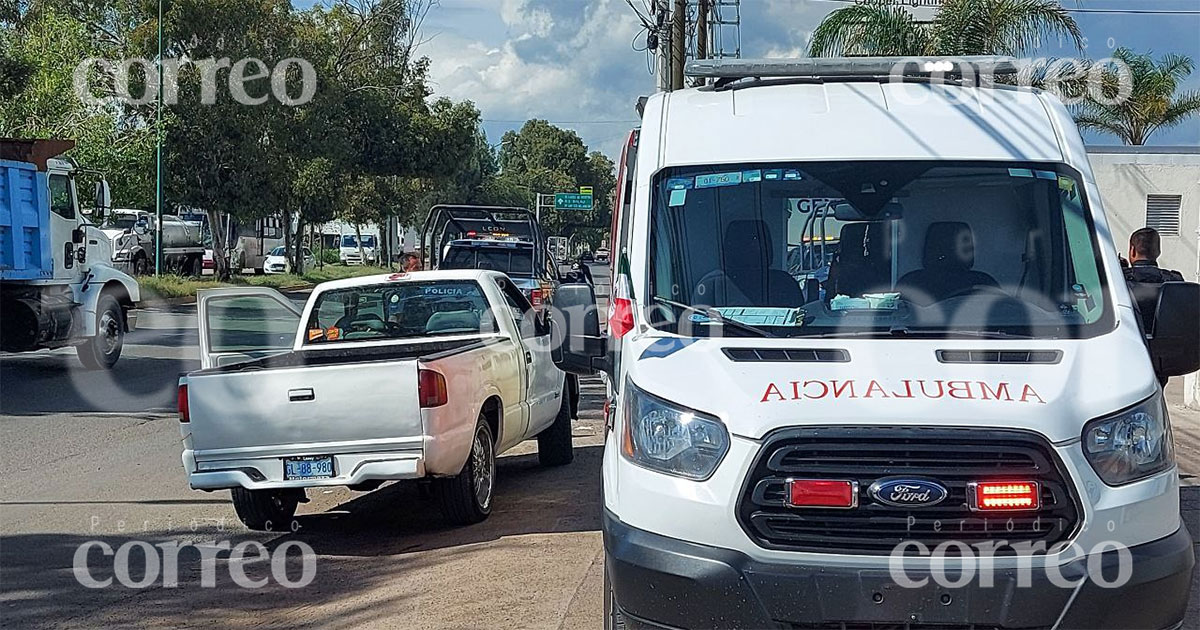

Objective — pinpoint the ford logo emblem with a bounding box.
[868,478,949,508]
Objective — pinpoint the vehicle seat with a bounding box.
[896,222,998,305]
[700,220,805,307]
[829,222,892,297]
[425,310,481,334]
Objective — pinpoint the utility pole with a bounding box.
[671,0,686,91]
[697,0,709,60]
[154,0,164,275]
[651,1,671,92]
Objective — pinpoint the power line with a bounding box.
[810,0,1200,15]
[482,120,641,125]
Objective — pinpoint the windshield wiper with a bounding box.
[651,296,775,338]
[809,326,1033,340]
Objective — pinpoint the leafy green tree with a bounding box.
[809,0,1083,58]
[1074,48,1200,146]
[0,5,156,206]
[496,120,615,247]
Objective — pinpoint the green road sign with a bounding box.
[554,193,593,210]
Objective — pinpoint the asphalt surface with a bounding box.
[2,268,1199,629]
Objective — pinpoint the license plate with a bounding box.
[284,456,334,480]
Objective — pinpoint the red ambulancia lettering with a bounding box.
[758,379,1046,404]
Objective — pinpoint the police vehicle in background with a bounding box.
[422,205,560,310]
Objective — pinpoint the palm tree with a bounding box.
[1074,48,1200,145]
[809,0,1083,58]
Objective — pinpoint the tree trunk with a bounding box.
[355,223,365,264]
[207,209,231,281]
[281,208,294,273]
[293,216,307,275]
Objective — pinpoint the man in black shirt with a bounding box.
[1124,227,1185,284]
[1123,228,1186,382]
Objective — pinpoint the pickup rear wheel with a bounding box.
[537,386,574,467]
[434,415,494,525]
[231,488,300,531]
[76,295,123,370]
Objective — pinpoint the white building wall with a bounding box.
[1088,147,1200,410]
[1087,148,1200,279]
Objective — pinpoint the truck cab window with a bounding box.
[48,174,76,220]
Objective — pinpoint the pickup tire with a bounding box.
[231,488,300,531]
[537,386,574,467]
[76,295,123,370]
[434,415,494,525]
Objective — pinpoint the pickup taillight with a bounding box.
[530,288,544,307]
[418,369,448,408]
[178,384,190,422]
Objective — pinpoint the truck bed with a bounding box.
[184,336,493,456]
[0,159,52,281]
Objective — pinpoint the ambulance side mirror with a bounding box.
[549,283,607,376]
[1148,282,1200,378]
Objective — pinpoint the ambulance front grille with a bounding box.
[736,427,1081,556]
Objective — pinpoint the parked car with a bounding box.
[178,270,576,530]
[551,56,1200,630]
[262,246,315,274]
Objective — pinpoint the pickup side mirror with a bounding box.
[93,179,111,220]
[1147,282,1200,378]
[549,283,607,376]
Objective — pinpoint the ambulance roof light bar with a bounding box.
[685,56,1022,81]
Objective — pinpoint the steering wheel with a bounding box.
[345,314,386,332]
[939,284,1012,302]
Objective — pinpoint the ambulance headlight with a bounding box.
[622,380,729,480]
[1083,392,1174,485]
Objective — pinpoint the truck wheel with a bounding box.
[434,415,495,525]
[604,565,627,630]
[537,386,574,467]
[231,487,300,531]
[187,256,203,277]
[76,295,123,370]
[132,254,149,276]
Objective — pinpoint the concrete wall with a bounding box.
[1088,148,1200,279]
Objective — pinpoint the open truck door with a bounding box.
[197,287,301,369]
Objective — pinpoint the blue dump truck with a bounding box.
[0,139,140,368]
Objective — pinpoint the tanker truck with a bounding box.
[0,139,141,368]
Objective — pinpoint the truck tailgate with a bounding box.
[185,359,421,458]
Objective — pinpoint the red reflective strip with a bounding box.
[972,481,1040,511]
[787,479,856,508]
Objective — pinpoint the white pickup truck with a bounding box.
[178,270,575,530]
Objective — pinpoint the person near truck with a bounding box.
[1123,227,1184,285]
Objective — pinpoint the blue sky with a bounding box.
[299,1,1200,160]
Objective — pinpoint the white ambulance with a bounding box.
[550,57,1199,630]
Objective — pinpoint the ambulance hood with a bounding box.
[626,327,1155,443]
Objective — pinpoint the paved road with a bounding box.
[1,299,608,629]
[2,294,1198,629]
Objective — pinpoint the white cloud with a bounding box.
[423,0,652,158]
